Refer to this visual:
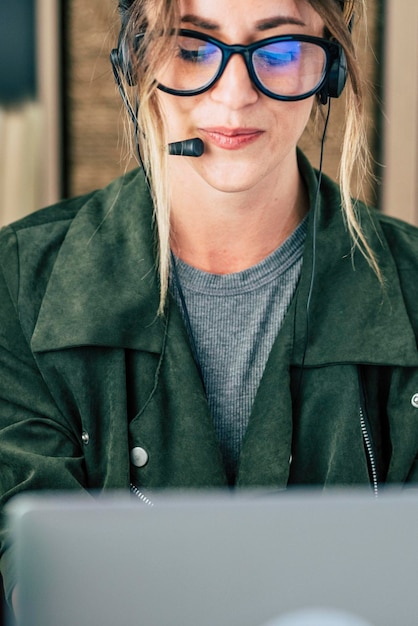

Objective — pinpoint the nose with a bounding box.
[210,53,259,108]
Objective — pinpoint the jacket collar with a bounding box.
[293,152,418,367]
[31,154,418,366]
[31,170,166,354]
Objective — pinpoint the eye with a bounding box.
[178,47,201,62]
[255,42,301,68]
[176,39,219,64]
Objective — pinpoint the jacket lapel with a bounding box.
[30,170,165,354]
[293,152,418,368]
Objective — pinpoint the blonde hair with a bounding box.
[120,0,378,314]
[308,0,381,280]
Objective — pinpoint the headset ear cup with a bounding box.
[319,46,347,105]
[112,30,139,87]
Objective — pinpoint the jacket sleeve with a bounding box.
[0,226,87,604]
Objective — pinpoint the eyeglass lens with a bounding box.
[155,35,328,97]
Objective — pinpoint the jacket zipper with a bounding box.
[359,406,379,498]
[358,368,379,498]
[130,483,155,507]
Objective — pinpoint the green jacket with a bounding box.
[1,153,418,597]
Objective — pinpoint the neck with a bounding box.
[169,152,309,274]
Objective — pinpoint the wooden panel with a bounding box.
[65,0,135,195]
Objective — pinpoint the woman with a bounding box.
[1,0,418,608]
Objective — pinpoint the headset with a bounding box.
[110,0,354,156]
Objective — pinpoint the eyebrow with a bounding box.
[180,14,306,32]
[255,16,306,31]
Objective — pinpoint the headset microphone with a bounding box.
[168,138,204,157]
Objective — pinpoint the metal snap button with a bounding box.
[130,447,149,468]
[412,394,418,409]
[81,431,90,445]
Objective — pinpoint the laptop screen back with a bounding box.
[6,490,418,626]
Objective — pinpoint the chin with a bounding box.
[204,174,259,194]
[200,162,272,195]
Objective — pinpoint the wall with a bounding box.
[382,0,418,224]
[0,0,62,227]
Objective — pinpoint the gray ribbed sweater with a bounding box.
[170,218,307,483]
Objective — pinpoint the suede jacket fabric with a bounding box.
[1,152,418,599]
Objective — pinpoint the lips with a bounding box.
[199,127,264,150]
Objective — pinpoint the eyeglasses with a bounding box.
[148,29,342,101]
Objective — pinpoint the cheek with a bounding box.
[158,93,197,140]
[271,98,315,141]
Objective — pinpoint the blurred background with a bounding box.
[0,0,417,225]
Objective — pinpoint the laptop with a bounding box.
[5,489,418,626]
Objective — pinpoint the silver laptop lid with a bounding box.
[6,490,418,626]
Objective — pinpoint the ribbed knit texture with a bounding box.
[170,217,307,483]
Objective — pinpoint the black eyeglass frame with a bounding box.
[149,29,343,101]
